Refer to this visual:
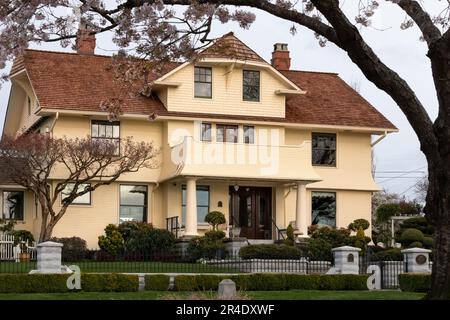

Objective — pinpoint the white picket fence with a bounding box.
[0,234,36,262]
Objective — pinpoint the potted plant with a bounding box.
[12,230,35,263]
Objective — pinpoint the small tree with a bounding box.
[204,211,226,231]
[0,133,158,242]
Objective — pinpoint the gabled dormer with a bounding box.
[153,33,305,118]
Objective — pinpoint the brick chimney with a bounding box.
[75,23,96,55]
[271,43,291,70]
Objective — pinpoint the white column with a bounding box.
[295,182,309,237]
[184,177,198,237]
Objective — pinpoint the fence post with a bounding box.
[331,246,361,274]
[30,241,64,274]
[401,247,432,273]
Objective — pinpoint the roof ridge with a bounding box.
[285,69,339,76]
[24,48,114,59]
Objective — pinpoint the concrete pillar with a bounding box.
[332,246,361,274]
[184,177,198,237]
[402,247,432,273]
[295,182,308,237]
[31,241,63,274]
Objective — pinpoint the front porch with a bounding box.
[164,177,314,242]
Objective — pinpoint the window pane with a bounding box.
[244,126,254,144]
[216,126,224,142]
[2,191,24,220]
[120,185,147,206]
[98,125,106,138]
[243,70,260,101]
[113,125,120,138]
[312,133,337,166]
[201,123,211,141]
[62,183,91,205]
[226,127,238,143]
[119,206,144,223]
[195,83,212,98]
[105,125,113,138]
[181,185,210,223]
[92,124,98,137]
[312,192,336,228]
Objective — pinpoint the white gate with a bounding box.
[0,234,36,261]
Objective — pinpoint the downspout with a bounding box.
[47,112,59,137]
[371,131,388,147]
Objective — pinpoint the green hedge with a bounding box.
[174,274,368,291]
[145,275,170,291]
[0,273,139,293]
[398,273,431,292]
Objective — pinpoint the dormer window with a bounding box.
[194,67,212,98]
[243,70,260,102]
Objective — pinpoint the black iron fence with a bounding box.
[0,248,333,274]
[359,254,405,289]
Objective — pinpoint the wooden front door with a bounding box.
[229,186,272,239]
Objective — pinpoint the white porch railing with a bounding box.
[0,234,37,262]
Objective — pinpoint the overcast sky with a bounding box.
[0,1,441,201]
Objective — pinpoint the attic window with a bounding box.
[243,70,260,102]
[194,67,212,98]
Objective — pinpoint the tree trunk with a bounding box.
[425,155,450,299]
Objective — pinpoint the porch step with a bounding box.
[247,239,275,245]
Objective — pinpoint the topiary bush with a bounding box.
[399,228,424,247]
[408,241,423,248]
[187,236,225,261]
[398,273,431,292]
[204,230,225,241]
[376,203,400,223]
[239,244,301,260]
[400,217,434,236]
[51,237,88,261]
[370,248,403,261]
[284,224,295,246]
[204,211,226,231]
[348,219,370,232]
[422,236,434,249]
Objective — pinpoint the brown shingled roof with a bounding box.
[198,32,266,63]
[9,41,396,131]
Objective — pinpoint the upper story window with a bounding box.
[217,124,238,143]
[2,191,24,221]
[194,67,212,98]
[244,125,255,144]
[61,183,91,205]
[91,120,120,155]
[201,123,212,142]
[243,70,260,102]
[312,133,336,166]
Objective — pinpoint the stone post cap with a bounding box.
[332,246,361,252]
[37,241,63,248]
[401,247,432,254]
[219,279,236,285]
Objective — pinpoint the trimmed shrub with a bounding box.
[51,237,88,261]
[98,224,125,255]
[408,241,423,248]
[0,273,139,293]
[284,225,295,246]
[204,211,226,231]
[187,236,225,260]
[304,238,332,261]
[376,203,400,223]
[204,230,226,241]
[400,217,434,236]
[173,274,368,291]
[370,248,403,261]
[239,244,301,260]
[400,228,424,247]
[348,219,370,232]
[398,273,431,292]
[422,236,434,249]
[145,275,170,291]
[124,223,175,254]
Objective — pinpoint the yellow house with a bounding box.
[0,32,397,248]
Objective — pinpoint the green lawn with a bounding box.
[0,261,237,273]
[0,290,425,300]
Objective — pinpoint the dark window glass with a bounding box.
[2,191,24,220]
[201,123,212,142]
[61,183,91,205]
[216,124,238,143]
[312,133,336,166]
[91,120,120,155]
[194,67,212,98]
[27,97,31,116]
[312,192,336,228]
[244,125,255,144]
[120,185,147,223]
[182,185,210,224]
[243,70,260,101]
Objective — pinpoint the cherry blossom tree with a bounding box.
[0,133,158,242]
[1,0,450,299]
